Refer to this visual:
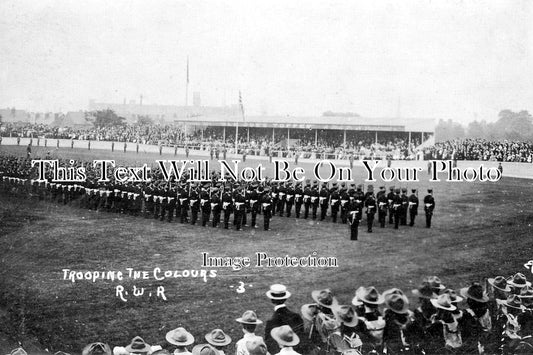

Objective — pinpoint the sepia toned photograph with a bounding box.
[1,1,532,354]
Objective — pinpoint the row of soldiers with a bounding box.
[0,155,436,237]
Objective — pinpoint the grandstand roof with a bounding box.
[175,115,435,133]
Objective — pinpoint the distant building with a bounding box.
[88,99,239,122]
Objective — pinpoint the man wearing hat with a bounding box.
[495,294,526,354]
[387,186,395,225]
[82,342,112,355]
[191,344,218,355]
[319,183,330,221]
[211,186,222,228]
[285,182,295,217]
[347,197,361,240]
[383,293,422,354]
[261,187,273,231]
[354,286,386,353]
[222,186,233,229]
[425,294,463,353]
[400,188,409,226]
[245,336,269,355]
[264,285,305,354]
[302,181,312,219]
[166,327,195,354]
[408,189,419,226]
[205,329,232,354]
[270,325,301,355]
[423,189,435,228]
[310,182,320,219]
[412,282,438,336]
[235,310,264,355]
[339,183,350,224]
[124,336,152,354]
[293,182,303,219]
[392,188,403,229]
[364,188,376,233]
[459,282,493,354]
[329,183,341,223]
[249,184,260,228]
[329,305,364,354]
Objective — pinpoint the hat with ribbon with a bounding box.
[245,336,268,355]
[488,276,512,292]
[460,282,489,303]
[270,325,300,347]
[496,294,525,310]
[236,310,263,325]
[355,286,384,305]
[412,282,438,299]
[82,342,112,355]
[430,294,457,311]
[266,284,291,300]
[124,336,151,354]
[442,289,463,304]
[385,293,410,314]
[332,305,359,327]
[424,276,446,291]
[205,329,232,347]
[192,344,218,355]
[311,289,338,308]
[165,327,195,346]
[508,273,532,288]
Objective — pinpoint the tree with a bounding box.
[137,115,153,125]
[88,109,125,128]
[435,119,465,141]
[493,110,532,141]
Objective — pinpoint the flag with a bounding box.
[239,91,245,122]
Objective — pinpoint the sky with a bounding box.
[0,0,532,123]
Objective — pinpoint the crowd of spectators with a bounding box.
[3,275,533,355]
[425,139,533,163]
[0,123,418,160]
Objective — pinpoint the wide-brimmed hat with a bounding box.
[385,294,410,314]
[488,276,512,292]
[245,336,268,355]
[508,273,532,288]
[442,289,463,304]
[301,303,319,321]
[9,349,28,355]
[412,282,438,299]
[460,282,489,303]
[270,325,300,347]
[496,294,525,310]
[431,294,457,311]
[82,342,112,355]
[332,305,359,327]
[192,344,218,355]
[205,329,232,347]
[236,310,263,325]
[425,276,446,291]
[124,336,151,354]
[355,286,384,305]
[519,286,533,299]
[382,288,405,303]
[266,284,291,300]
[311,289,338,308]
[166,327,195,346]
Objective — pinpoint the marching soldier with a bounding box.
[347,198,361,240]
[365,187,377,233]
[340,183,350,224]
[294,182,304,218]
[408,189,419,227]
[319,183,329,221]
[387,186,395,224]
[249,183,260,228]
[311,181,320,219]
[400,188,409,226]
[200,184,211,227]
[179,185,189,224]
[271,182,279,215]
[285,182,295,217]
[211,186,222,227]
[377,186,388,228]
[189,184,200,225]
[354,185,365,222]
[234,187,246,231]
[277,182,286,217]
[329,183,340,223]
[424,189,435,228]
[303,181,312,219]
[262,187,273,231]
[222,186,233,229]
[393,188,402,229]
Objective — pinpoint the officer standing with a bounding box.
[329,183,340,223]
[222,186,233,229]
[211,186,222,228]
[189,185,200,225]
[408,189,419,226]
[302,181,311,219]
[392,188,402,229]
[262,187,273,231]
[377,186,388,228]
[340,183,349,224]
[234,187,246,231]
[365,187,376,232]
[347,198,361,240]
[200,184,211,227]
[424,189,435,228]
[249,183,260,228]
[285,182,295,217]
[311,181,319,219]
[400,188,409,226]
[294,182,303,218]
[387,186,395,224]
[319,183,329,221]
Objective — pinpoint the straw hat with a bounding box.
[266,284,291,300]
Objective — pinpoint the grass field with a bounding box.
[1,145,533,354]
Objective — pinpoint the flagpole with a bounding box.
[236,91,245,155]
[185,56,189,107]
